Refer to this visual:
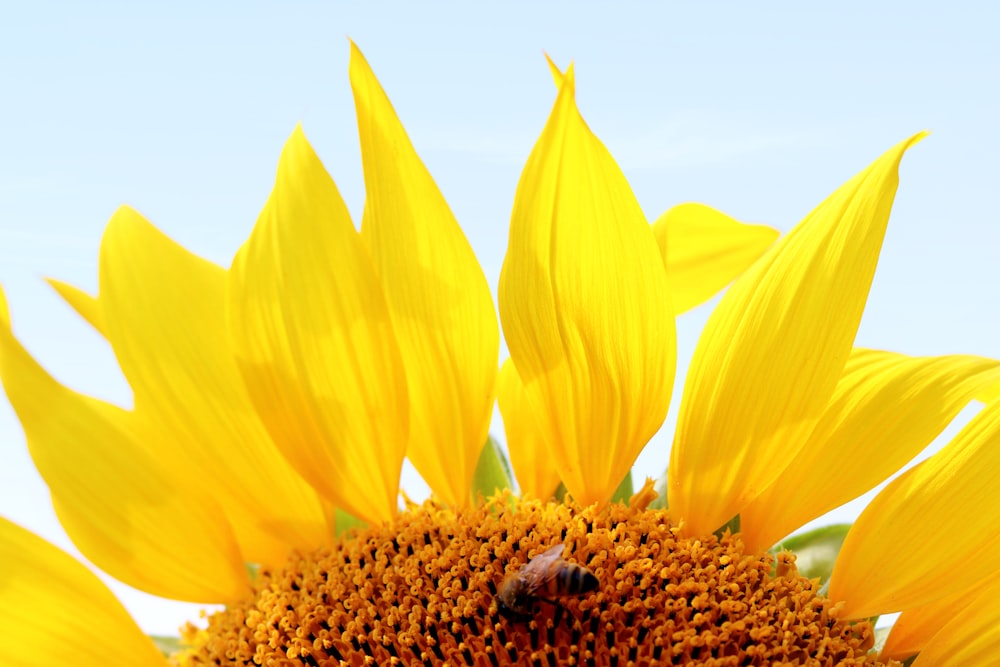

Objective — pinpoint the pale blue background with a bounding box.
[1,2,997,634]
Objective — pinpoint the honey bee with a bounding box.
[497,544,598,616]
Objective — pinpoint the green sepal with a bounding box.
[610,470,634,504]
[553,482,568,503]
[334,507,368,537]
[150,635,184,657]
[772,523,851,584]
[714,514,741,539]
[471,436,513,501]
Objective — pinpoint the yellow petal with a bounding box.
[497,359,561,499]
[0,517,166,667]
[96,207,331,565]
[652,203,780,314]
[0,289,249,602]
[740,349,1000,552]
[977,379,1000,404]
[350,43,499,507]
[498,67,675,507]
[911,576,1000,667]
[228,126,408,524]
[45,278,105,335]
[829,398,1000,619]
[880,579,980,661]
[669,133,926,536]
[545,53,564,86]
[547,59,778,319]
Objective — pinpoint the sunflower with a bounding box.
[2,43,999,667]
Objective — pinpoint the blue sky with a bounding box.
[1,2,998,634]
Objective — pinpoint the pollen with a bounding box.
[177,493,897,666]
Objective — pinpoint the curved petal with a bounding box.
[547,60,778,319]
[497,359,560,499]
[829,398,1000,619]
[45,278,105,335]
[911,576,1000,667]
[977,379,1000,404]
[0,517,167,667]
[669,133,926,536]
[350,43,499,507]
[652,203,780,315]
[880,579,981,661]
[96,208,331,565]
[0,289,249,602]
[740,349,1000,552]
[228,126,408,524]
[498,64,676,506]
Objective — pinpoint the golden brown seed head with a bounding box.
[177,493,899,667]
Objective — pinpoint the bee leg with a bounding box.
[497,602,532,621]
[537,598,576,625]
[535,597,564,610]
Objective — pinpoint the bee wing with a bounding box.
[519,544,567,591]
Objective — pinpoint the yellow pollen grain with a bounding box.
[178,492,898,667]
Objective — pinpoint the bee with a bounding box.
[497,544,598,617]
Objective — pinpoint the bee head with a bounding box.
[497,576,533,618]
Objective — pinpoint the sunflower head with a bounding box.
[2,43,999,667]
[176,493,888,666]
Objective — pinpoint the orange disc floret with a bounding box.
[177,493,896,667]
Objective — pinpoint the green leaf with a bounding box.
[471,436,513,501]
[553,481,568,503]
[150,635,184,657]
[774,523,851,583]
[334,508,368,537]
[610,470,634,504]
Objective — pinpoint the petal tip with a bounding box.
[899,130,929,155]
[544,52,562,85]
[105,204,149,237]
[348,40,374,82]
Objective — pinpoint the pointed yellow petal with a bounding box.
[0,517,166,667]
[0,289,249,602]
[652,203,779,314]
[497,359,560,499]
[829,399,1000,618]
[498,66,676,506]
[911,576,1000,667]
[669,134,926,536]
[740,349,1000,552]
[880,579,981,661]
[350,43,499,507]
[228,127,408,524]
[544,53,565,86]
[45,278,105,335]
[96,207,330,565]
[548,61,773,320]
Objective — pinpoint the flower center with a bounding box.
[178,494,892,666]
